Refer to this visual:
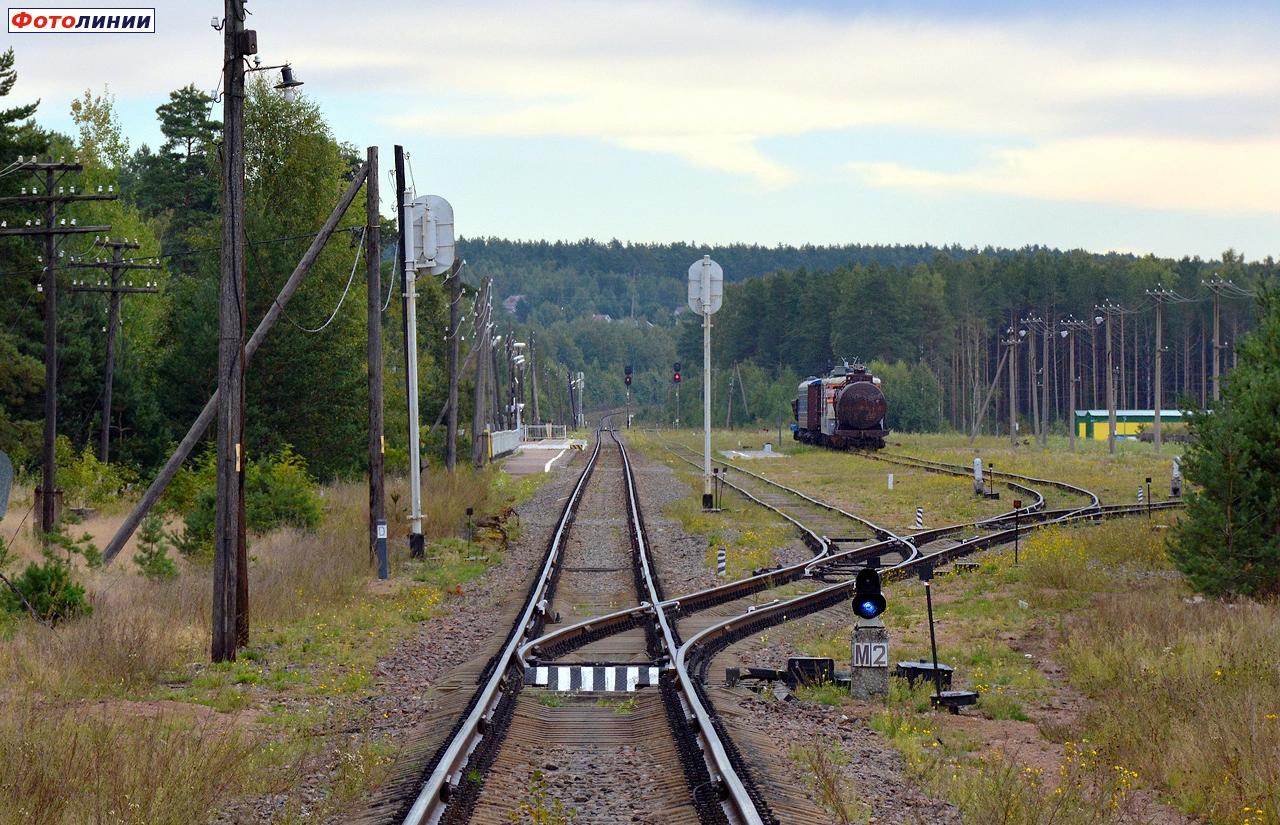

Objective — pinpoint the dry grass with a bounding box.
[652,429,1009,531]
[897,433,1175,507]
[1059,589,1280,823]
[0,696,270,825]
[0,463,535,820]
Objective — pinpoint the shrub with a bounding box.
[133,514,177,580]
[0,556,90,624]
[172,445,322,559]
[54,436,135,508]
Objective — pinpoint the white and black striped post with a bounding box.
[716,547,727,577]
[1137,486,1144,504]
[915,507,924,529]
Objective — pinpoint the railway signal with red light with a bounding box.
[853,568,886,620]
[673,362,681,383]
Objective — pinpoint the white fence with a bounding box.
[523,424,568,441]
[488,427,523,458]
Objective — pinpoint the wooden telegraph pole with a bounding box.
[471,278,491,466]
[213,0,251,661]
[0,157,114,534]
[365,147,385,566]
[66,239,162,463]
[445,260,462,471]
[528,333,541,427]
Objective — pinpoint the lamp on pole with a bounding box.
[211,1,304,662]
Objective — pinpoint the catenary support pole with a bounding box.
[365,147,385,567]
[102,165,369,563]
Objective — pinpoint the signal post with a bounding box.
[688,256,723,510]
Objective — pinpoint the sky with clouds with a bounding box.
[8,0,1280,258]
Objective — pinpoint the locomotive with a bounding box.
[791,363,889,450]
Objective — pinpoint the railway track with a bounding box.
[377,428,1183,825]
[386,423,772,825]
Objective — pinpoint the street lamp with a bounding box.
[274,64,303,102]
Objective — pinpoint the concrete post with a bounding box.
[850,617,890,700]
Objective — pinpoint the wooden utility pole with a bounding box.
[528,334,540,426]
[213,0,250,661]
[365,146,385,564]
[1008,314,1019,446]
[1204,277,1228,404]
[0,159,114,534]
[1096,301,1123,456]
[445,260,461,471]
[66,240,162,464]
[471,278,491,466]
[725,363,735,429]
[1059,318,1088,452]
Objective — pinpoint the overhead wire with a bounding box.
[284,226,365,333]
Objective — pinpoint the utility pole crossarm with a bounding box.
[0,224,113,236]
[0,194,117,205]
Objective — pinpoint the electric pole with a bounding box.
[394,145,425,558]
[528,333,541,426]
[1203,277,1228,404]
[1059,318,1088,452]
[471,278,491,466]
[0,157,114,535]
[364,146,385,567]
[1095,301,1124,456]
[66,239,161,464]
[1145,285,1187,455]
[1021,315,1050,448]
[212,0,253,661]
[445,259,461,471]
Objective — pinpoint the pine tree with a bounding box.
[133,514,177,580]
[1170,286,1280,598]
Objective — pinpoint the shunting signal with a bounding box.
[853,567,886,620]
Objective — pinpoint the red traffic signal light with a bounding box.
[673,371,681,383]
[625,374,632,386]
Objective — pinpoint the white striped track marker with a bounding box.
[915,507,924,529]
[524,665,660,692]
[717,547,726,577]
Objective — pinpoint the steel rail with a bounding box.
[520,438,1029,663]
[677,494,1173,685]
[612,429,767,825]
[399,430,606,825]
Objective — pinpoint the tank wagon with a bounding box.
[791,363,889,450]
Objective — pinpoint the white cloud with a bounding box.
[851,135,1280,215]
[13,0,1280,206]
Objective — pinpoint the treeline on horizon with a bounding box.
[469,236,1274,435]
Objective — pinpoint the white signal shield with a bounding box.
[406,194,455,275]
[687,257,723,316]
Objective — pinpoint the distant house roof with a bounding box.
[502,294,525,313]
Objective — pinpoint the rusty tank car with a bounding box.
[790,363,889,450]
